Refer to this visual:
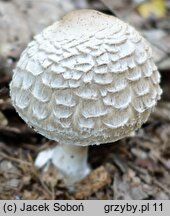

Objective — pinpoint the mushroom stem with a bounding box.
[52,144,90,184]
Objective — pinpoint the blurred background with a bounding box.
[0,0,170,200]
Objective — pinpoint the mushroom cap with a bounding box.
[10,9,162,146]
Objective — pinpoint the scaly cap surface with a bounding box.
[10,10,162,146]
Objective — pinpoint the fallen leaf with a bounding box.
[113,172,148,200]
[137,0,166,18]
[73,166,112,199]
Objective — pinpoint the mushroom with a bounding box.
[10,9,162,184]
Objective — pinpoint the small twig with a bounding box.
[128,161,148,176]
[150,151,170,174]
[0,152,32,166]
[23,153,54,197]
[153,179,170,195]
[38,141,56,152]
[0,171,22,177]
